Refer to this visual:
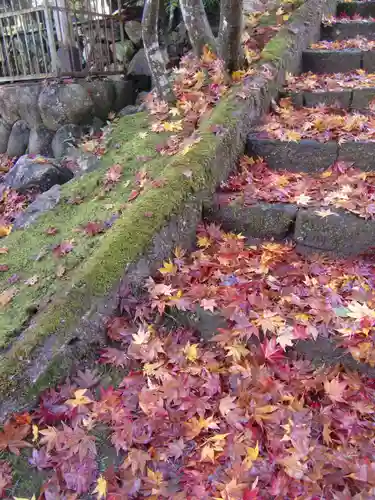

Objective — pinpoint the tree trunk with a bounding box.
[218,0,243,72]
[142,0,174,102]
[179,0,217,57]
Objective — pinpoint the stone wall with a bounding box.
[0,77,134,159]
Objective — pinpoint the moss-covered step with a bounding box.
[247,135,375,171]
[302,49,375,73]
[286,86,375,109]
[337,0,375,17]
[321,22,375,41]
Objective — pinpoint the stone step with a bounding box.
[337,0,375,17]
[303,48,375,73]
[247,135,375,172]
[177,305,375,376]
[286,86,375,109]
[321,21,375,41]
[206,195,375,256]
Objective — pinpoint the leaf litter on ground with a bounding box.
[2,229,375,497]
[218,155,375,219]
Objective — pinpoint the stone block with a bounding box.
[304,89,351,109]
[295,207,375,255]
[28,125,54,156]
[337,0,375,17]
[362,50,375,71]
[351,87,375,109]
[82,79,115,121]
[338,141,375,171]
[7,120,29,157]
[4,155,73,192]
[246,135,338,172]
[321,22,375,41]
[302,49,362,73]
[52,124,82,159]
[209,198,297,240]
[0,118,11,154]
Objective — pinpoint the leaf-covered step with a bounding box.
[247,100,375,171]
[321,20,375,41]
[337,0,375,17]
[247,135,375,171]
[303,38,375,72]
[149,227,375,374]
[303,48,375,72]
[207,157,375,255]
[284,70,375,109]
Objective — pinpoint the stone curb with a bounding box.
[337,0,375,17]
[206,197,375,257]
[0,0,337,421]
[302,49,375,73]
[247,135,375,172]
[286,87,375,110]
[321,22,375,41]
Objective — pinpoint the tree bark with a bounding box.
[218,0,244,72]
[142,0,174,102]
[179,0,217,57]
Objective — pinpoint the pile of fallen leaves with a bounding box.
[285,69,375,91]
[310,36,375,50]
[257,97,375,141]
[218,156,375,218]
[148,227,375,367]
[0,187,37,238]
[2,229,375,498]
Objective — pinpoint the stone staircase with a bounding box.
[145,1,375,377]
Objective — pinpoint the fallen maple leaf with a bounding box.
[0,287,17,308]
[0,225,11,238]
[0,421,32,455]
[324,377,347,403]
[52,240,74,258]
[83,221,105,236]
[66,389,93,408]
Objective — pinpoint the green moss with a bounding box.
[260,32,292,61]
[0,112,169,345]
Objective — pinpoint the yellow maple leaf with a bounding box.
[285,130,301,142]
[183,342,198,362]
[66,389,93,408]
[158,259,177,275]
[197,235,211,249]
[243,441,259,469]
[202,45,216,63]
[93,475,107,499]
[201,444,215,462]
[147,468,163,485]
[225,343,249,362]
[232,70,246,82]
[163,120,183,132]
[32,424,39,442]
[0,225,11,238]
[13,496,36,500]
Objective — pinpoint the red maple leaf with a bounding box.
[52,240,74,258]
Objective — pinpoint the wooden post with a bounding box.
[44,0,58,72]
